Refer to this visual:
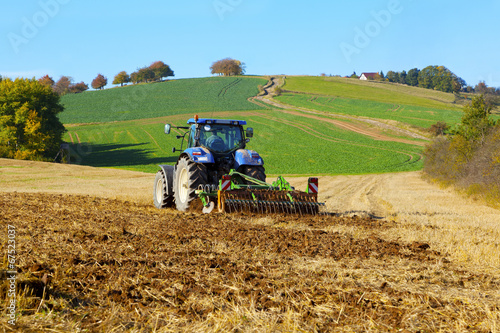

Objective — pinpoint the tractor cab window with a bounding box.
[187,125,196,148]
[199,124,243,153]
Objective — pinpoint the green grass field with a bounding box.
[276,93,464,129]
[59,77,267,124]
[64,110,423,175]
[282,76,462,110]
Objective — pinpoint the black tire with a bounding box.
[173,156,208,211]
[242,165,266,183]
[153,170,174,208]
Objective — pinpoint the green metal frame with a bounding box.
[196,169,319,209]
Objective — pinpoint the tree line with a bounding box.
[424,95,499,206]
[32,60,175,96]
[348,65,500,107]
[30,57,246,97]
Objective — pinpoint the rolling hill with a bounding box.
[59,76,267,124]
[58,75,467,175]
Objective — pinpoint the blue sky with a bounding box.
[1,0,499,89]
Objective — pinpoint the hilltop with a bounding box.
[59,76,267,124]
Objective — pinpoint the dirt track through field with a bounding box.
[250,77,429,144]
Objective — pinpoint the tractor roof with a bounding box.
[187,118,247,125]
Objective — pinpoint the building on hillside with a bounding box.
[359,72,379,80]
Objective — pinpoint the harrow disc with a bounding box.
[218,189,325,215]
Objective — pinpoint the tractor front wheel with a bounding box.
[242,165,266,183]
[173,156,208,211]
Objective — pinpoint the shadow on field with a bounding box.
[68,143,178,168]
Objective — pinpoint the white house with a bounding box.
[359,72,379,80]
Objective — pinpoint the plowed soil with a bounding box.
[2,190,499,332]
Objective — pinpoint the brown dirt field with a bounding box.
[1,159,499,332]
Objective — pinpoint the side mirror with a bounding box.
[246,127,254,138]
[164,124,171,134]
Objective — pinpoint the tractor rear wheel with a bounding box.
[154,170,174,209]
[242,165,266,183]
[173,156,208,211]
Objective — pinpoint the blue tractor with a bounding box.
[154,115,266,212]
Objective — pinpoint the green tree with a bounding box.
[386,71,399,83]
[418,65,438,89]
[0,78,65,160]
[113,71,130,87]
[91,74,107,90]
[399,70,407,85]
[406,68,419,86]
[137,67,154,83]
[456,95,496,145]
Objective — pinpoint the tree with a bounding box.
[386,71,399,83]
[349,71,359,79]
[456,95,495,145]
[91,74,107,90]
[69,82,89,94]
[137,67,154,83]
[406,68,420,86]
[418,66,438,89]
[0,78,65,160]
[38,75,55,89]
[130,71,139,84]
[379,71,385,80]
[475,81,488,94]
[112,71,130,87]
[210,58,245,76]
[429,121,449,136]
[149,61,174,81]
[53,76,72,95]
[0,75,2,82]
[452,76,466,93]
[399,70,407,85]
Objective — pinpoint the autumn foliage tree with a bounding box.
[210,58,245,76]
[69,82,89,94]
[112,71,130,87]
[149,61,174,81]
[91,74,108,90]
[53,76,72,95]
[38,75,55,88]
[0,78,65,160]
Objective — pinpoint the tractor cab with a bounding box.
[188,121,247,154]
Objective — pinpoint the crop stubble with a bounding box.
[1,192,498,332]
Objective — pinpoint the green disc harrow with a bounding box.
[196,170,326,215]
